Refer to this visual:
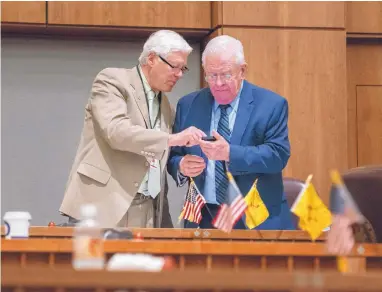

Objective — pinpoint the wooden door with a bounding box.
[356,86,382,166]
[347,44,382,168]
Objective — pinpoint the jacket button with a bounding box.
[134,182,139,187]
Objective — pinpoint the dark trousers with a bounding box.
[184,203,247,229]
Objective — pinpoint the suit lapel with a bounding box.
[159,94,171,173]
[192,89,214,137]
[160,93,171,133]
[231,81,255,145]
[190,89,214,158]
[130,66,150,128]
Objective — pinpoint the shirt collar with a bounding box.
[213,80,244,112]
[138,65,159,98]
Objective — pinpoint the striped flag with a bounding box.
[212,171,247,233]
[178,179,206,224]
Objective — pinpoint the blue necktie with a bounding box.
[215,104,231,204]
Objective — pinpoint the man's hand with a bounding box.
[168,126,206,147]
[179,155,206,177]
[326,215,355,256]
[199,130,230,161]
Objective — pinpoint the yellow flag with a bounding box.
[291,175,332,240]
[244,179,269,229]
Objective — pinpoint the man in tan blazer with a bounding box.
[59,30,205,228]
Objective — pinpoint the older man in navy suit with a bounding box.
[168,35,295,230]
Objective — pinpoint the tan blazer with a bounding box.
[59,67,175,227]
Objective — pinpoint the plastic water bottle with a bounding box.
[72,204,104,270]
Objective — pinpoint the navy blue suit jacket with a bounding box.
[167,80,295,230]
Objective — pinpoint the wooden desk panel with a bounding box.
[1,226,326,241]
[2,238,381,272]
[2,267,382,292]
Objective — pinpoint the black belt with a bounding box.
[205,203,220,210]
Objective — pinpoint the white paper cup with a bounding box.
[3,211,32,239]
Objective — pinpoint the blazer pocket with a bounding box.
[77,163,111,185]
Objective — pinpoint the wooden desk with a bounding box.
[2,266,382,292]
[2,238,381,272]
[1,226,326,241]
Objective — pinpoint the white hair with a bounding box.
[202,35,245,66]
[138,30,193,64]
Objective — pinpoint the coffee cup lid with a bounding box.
[3,211,32,220]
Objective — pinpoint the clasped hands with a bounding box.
[170,126,229,178]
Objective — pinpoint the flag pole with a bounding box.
[242,179,265,237]
[177,177,192,226]
[226,169,251,233]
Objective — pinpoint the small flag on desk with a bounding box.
[291,174,332,241]
[245,179,269,229]
[213,172,247,233]
[178,179,206,224]
[330,169,365,223]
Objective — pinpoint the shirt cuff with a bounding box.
[177,170,188,187]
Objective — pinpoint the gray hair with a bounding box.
[202,35,245,66]
[139,30,193,64]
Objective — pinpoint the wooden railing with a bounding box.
[2,238,381,272]
[1,226,326,241]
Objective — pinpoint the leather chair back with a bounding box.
[342,165,382,242]
[283,177,305,229]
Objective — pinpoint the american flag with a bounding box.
[213,171,247,233]
[179,179,206,224]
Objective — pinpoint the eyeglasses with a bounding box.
[205,73,234,83]
[159,55,189,74]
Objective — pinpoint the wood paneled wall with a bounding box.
[347,44,382,168]
[346,2,382,34]
[212,1,345,28]
[48,2,211,29]
[1,1,46,24]
[3,1,381,33]
[355,86,382,166]
[1,1,211,29]
[210,2,348,202]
